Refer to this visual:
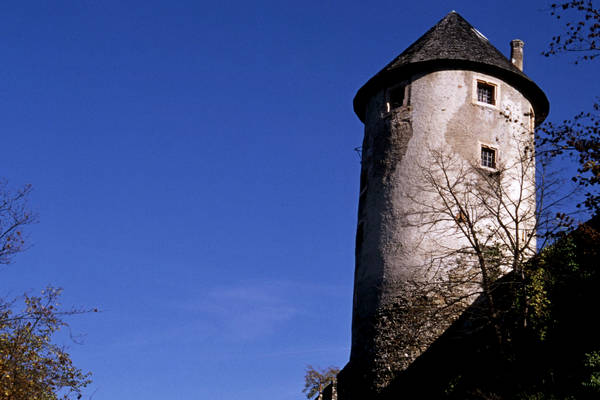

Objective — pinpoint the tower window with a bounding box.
[481,146,496,169]
[477,81,496,105]
[385,84,406,112]
[529,108,535,132]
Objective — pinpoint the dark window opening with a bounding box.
[529,108,535,132]
[387,85,405,111]
[481,146,496,169]
[477,81,495,105]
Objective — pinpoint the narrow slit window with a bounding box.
[529,108,535,132]
[477,81,495,105]
[481,146,496,169]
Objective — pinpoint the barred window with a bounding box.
[481,146,496,169]
[477,81,495,105]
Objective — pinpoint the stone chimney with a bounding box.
[510,39,524,71]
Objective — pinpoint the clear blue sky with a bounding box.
[0,1,597,399]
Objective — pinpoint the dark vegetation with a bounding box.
[379,216,600,399]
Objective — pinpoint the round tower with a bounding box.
[344,12,549,396]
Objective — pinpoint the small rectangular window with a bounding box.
[477,81,495,105]
[529,108,535,132]
[386,84,406,112]
[481,146,496,169]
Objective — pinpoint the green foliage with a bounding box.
[444,375,462,396]
[406,218,600,400]
[520,235,579,340]
[582,351,600,391]
[482,244,503,282]
[517,393,576,400]
[524,266,551,341]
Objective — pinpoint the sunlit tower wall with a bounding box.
[338,12,549,398]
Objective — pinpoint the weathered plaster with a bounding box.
[347,68,537,395]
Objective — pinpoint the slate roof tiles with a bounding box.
[353,12,549,124]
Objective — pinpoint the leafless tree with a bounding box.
[0,180,36,265]
[542,0,600,216]
[396,113,570,346]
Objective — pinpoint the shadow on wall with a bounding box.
[336,216,600,400]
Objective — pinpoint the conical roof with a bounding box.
[353,12,549,124]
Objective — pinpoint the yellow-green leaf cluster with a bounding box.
[0,288,91,400]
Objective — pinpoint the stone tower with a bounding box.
[339,12,549,398]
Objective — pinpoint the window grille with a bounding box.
[477,81,495,105]
[481,146,496,168]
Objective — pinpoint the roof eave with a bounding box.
[353,59,549,126]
